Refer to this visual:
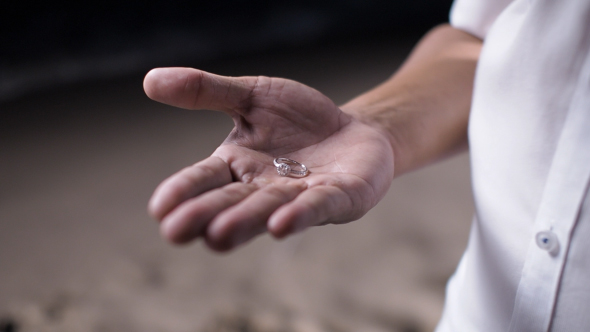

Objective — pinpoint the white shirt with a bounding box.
[436,1,590,331]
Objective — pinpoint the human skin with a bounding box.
[143,24,482,251]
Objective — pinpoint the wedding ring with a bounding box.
[273,158,309,177]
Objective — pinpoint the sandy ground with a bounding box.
[0,40,473,332]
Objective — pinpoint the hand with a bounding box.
[144,67,394,251]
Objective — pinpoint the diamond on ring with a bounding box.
[273,158,309,177]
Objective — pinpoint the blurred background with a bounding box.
[1,0,454,100]
[0,1,474,331]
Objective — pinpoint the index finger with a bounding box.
[148,156,233,220]
[143,67,258,113]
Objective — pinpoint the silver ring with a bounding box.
[273,158,309,177]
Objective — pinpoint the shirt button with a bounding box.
[536,230,559,254]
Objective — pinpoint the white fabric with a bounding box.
[436,1,590,331]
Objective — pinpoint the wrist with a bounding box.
[339,103,408,176]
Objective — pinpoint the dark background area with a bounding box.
[1,0,453,102]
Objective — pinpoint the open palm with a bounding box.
[144,67,394,251]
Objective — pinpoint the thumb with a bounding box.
[143,67,257,113]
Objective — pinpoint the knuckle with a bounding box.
[263,185,289,198]
[222,182,257,198]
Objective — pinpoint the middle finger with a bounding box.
[205,182,307,251]
[160,182,258,244]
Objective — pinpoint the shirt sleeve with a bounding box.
[449,0,514,39]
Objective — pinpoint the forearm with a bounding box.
[341,24,482,176]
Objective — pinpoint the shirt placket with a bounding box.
[508,53,590,332]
